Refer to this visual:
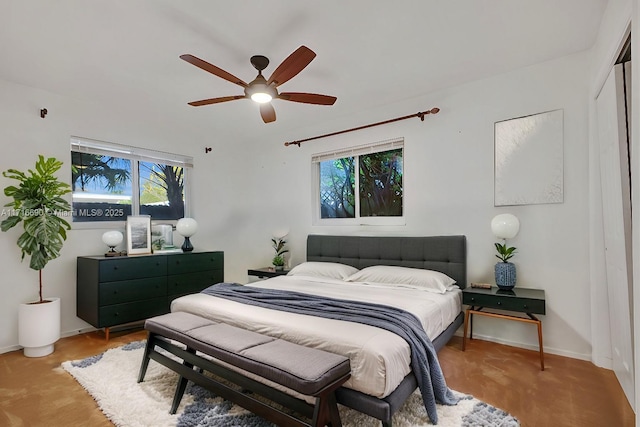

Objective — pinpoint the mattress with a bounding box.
[171,275,462,399]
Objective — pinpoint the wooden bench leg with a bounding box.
[313,392,342,427]
[170,347,197,414]
[137,332,155,383]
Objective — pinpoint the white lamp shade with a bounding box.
[176,218,198,237]
[491,214,520,239]
[102,230,123,247]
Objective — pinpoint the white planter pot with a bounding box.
[18,297,61,357]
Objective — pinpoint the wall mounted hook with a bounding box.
[40,108,48,118]
[205,147,212,153]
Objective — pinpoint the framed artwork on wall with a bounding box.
[494,109,564,206]
[126,215,152,255]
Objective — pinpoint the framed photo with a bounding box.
[126,215,152,255]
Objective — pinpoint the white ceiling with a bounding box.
[0,1,608,143]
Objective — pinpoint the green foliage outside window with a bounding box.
[319,148,403,219]
[359,148,403,217]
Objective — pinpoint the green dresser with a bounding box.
[77,251,224,338]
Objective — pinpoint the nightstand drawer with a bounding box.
[99,256,167,281]
[463,292,545,314]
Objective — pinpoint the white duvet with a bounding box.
[170,275,462,398]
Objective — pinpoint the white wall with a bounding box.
[0,51,592,360]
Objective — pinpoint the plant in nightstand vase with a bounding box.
[494,242,517,290]
[271,237,289,271]
[491,213,520,290]
[2,155,71,357]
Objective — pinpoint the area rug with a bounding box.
[61,341,519,427]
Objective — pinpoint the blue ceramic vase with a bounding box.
[495,262,516,290]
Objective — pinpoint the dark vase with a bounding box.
[495,262,516,290]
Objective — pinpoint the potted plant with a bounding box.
[271,237,289,271]
[1,155,71,357]
[494,242,517,290]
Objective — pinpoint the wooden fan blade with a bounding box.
[260,103,276,123]
[266,46,316,87]
[180,54,248,88]
[278,92,337,105]
[188,95,245,107]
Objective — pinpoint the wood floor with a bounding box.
[0,329,634,427]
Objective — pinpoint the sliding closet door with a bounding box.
[597,62,634,408]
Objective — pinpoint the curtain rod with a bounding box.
[284,107,440,147]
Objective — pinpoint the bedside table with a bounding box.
[462,286,546,370]
[248,267,289,279]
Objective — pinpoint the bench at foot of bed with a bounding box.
[138,311,351,427]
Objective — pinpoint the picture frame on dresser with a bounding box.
[126,215,152,255]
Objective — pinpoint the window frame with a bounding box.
[70,136,193,229]
[311,137,405,226]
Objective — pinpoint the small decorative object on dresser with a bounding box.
[151,224,176,252]
[126,215,152,255]
[176,218,198,252]
[102,230,124,257]
[271,234,289,271]
[491,213,519,290]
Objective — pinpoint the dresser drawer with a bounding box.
[167,270,224,298]
[463,292,545,314]
[98,297,169,327]
[99,256,167,282]
[99,277,167,306]
[168,252,223,275]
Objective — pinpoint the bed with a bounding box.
[171,234,467,426]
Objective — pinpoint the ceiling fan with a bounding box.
[180,46,337,123]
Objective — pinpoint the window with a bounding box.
[313,138,404,225]
[71,137,193,224]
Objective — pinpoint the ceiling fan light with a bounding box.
[251,92,272,103]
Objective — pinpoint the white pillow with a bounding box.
[345,265,457,294]
[287,262,359,281]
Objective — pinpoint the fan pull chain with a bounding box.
[284,107,440,147]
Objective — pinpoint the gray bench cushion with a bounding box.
[145,312,350,396]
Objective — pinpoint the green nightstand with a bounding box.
[462,286,546,370]
[248,267,290,279]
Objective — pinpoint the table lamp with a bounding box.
[102,231,124,257]
[176,218,198,252]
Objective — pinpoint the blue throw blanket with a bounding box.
[201,283,459,424]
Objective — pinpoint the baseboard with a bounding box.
[0,324,141,355]
[61,326,98,338]
[453,330,592,362]
[0,344,21,354]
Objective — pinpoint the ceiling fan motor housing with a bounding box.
[250,55,270,72]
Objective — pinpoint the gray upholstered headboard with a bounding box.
[306,235,467,289]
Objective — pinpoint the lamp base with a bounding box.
[104,250,126,257]
[181,237,194,252]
